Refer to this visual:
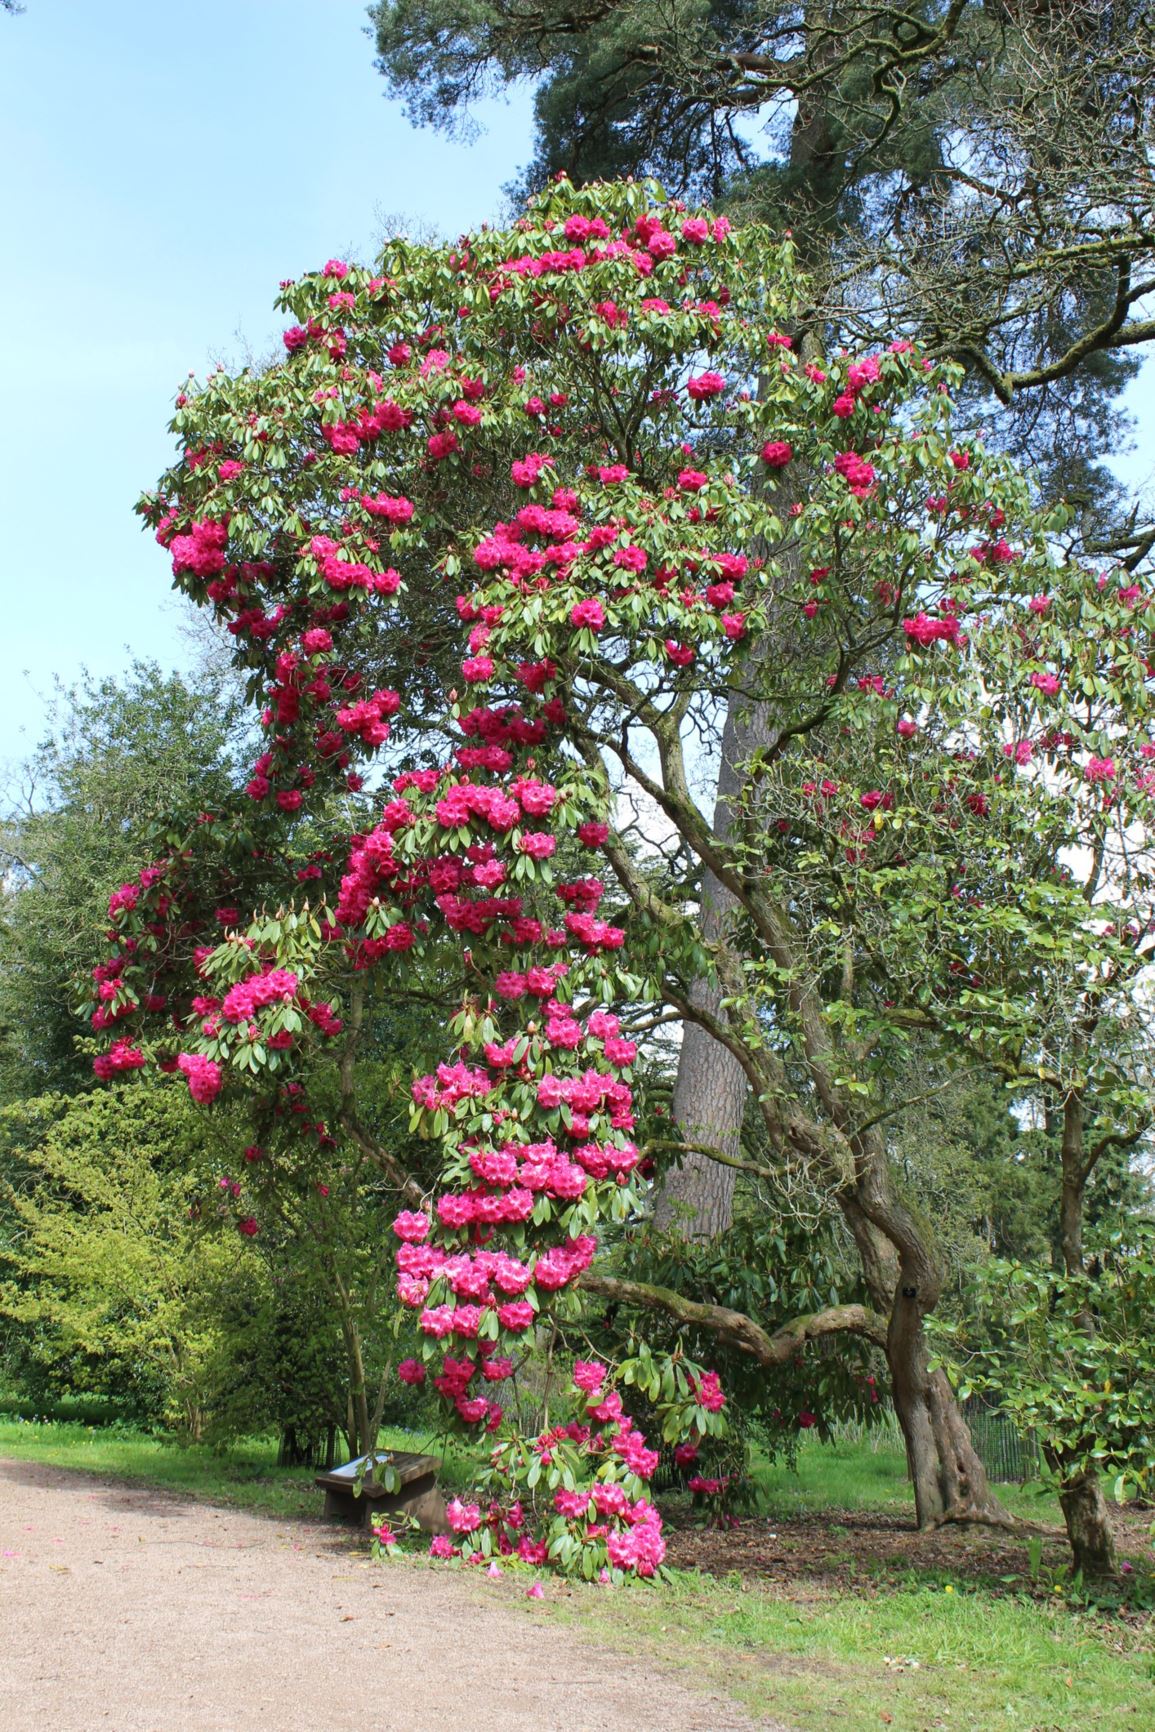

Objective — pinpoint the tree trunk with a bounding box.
[344,1317,373,1458]
[1055,1464,1118,1578]
[654,690,755,1237]
[888,1290,1014,1528]
[1049,1089,1118,1574]
[329,1258,376,1459]
[1059,1090,1087,1277]
[655,5,844,1235]
[656,1007,742,1235]
[841,1180,1013,1528]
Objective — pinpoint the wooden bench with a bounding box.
[314,1450,449,1535]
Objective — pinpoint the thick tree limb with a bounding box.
[338,1107,425,1204]
[579,1270,888,1363]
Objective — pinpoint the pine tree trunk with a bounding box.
[655,693,757,1237]
[656,997,742,1236]
[655,1,846,1236]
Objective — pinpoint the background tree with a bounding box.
[371,0,1155,533]
[887,1065,1152,1299]
[0,662,245,1102]
[946,1227,1155,1573]
[702,539,1155,1571]
[0,1082,258,1438]
[0,1063,438,1458]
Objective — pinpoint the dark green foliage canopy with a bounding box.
[0,662,245,1100]
[371,0,1155,550]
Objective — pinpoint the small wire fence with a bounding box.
[668,1405,1042,1492]
[961,1398,1041,1483]
[832,1404,1041,1483]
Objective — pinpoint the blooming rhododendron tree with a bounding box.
[89,177,1154,1562]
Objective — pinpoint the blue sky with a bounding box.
[0,2,1150,772]
[0,0,534,765]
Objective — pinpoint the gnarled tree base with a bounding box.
[889,1300,1017,1531]
[1055,1463,1118,1578]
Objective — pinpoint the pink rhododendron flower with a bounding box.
[393,1211,430,1242]
[833,450,876,495]
[686,371,725,400]
[92,1040,147,1081]
[572,1360,607,1393]
[518,831,557,861]
[176,1053,222,1104]
[760,440,793,467]
[461,656,495,683]
[903,611,961,648]
[496,1300,535,1332]
[446,1498,482,1534]
[570,597,606,631]
[847,355,881,391]
[693,1371,726,1412]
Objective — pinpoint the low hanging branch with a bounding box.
[579,1270,888,1365]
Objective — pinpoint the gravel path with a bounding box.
[0,1457,781,1732]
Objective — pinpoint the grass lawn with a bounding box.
[2,1416,1150,1730]
[544,1564,1155,1732]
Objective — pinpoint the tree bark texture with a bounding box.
[1049,1089,1119,1573]
[1055,1465,1118,1579]
[840,1164,1013,1528]
[655,692,761,1238]
[888,1298,1014,1529]
[1059,1090,1087,1279]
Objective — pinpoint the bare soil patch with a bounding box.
[661,1497,1152,1603]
